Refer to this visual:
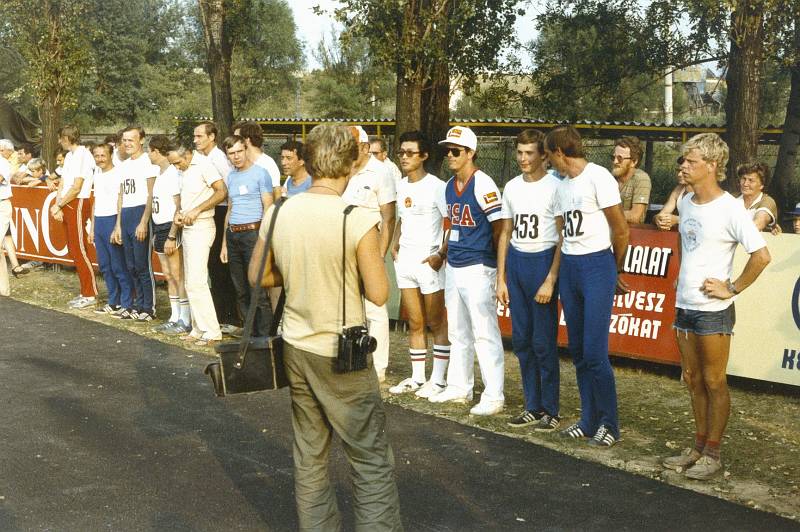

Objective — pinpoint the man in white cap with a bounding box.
[426,126,506,416]
[343,125,397,382]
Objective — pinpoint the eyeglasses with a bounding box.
[396,150,421,158]
[446,147,464,157]
[611,155,632,162]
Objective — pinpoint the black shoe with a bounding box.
[559,423,588,439]
[534,414,561,432]
[588,425,617,447]
[11,266,29,278]
[115,309,136,320]
[507,410,543,428]
[136,311,155,322]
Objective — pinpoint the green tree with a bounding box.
[0,0,92,168]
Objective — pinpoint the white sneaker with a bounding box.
[389,378,424,395]
[68,295,82,305]
[428,386,472,404]
[70,296,97,309]
[415,380,446,399]
[469,399,504,416]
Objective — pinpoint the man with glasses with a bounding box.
[370,137,402,188]
[343,125,397,382]
[663,133,770,480]
[388,130,450,398]
[428,126,506,416]
[611,136,651,224]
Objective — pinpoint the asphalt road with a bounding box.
[0,297,797,531]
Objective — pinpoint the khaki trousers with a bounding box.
[0,199,10,296]
[182,217,221,339]
[284,343,402,532]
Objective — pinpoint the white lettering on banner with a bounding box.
[613,290,665,313]
[496,302,511,318]
[622,245,672,277]
[558,310,663,340]
[40,191,68,256]
[11,207,41,252]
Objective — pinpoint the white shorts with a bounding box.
[394,259,445,294]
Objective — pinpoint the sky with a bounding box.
[291,0,539,71]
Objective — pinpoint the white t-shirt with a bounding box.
[396,173,447,260]
[0,156,11,200]
[500,173,561,253]
[384,158,403,189]
[677,192,766,311]
[92,167,121,217]
[60,145,95,200]
[343,155,396,215]
[152,165,181,225]
[205,146,232,182]
[255,152,281,188]
[180,155,222,220]
[119,153,158,208]
[554,162,621,255]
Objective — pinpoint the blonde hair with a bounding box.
[682,133,729,182]
[28,157,47,174]
[305,124,358,179]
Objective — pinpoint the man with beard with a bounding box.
[611,136,651,224]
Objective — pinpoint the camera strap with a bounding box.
[236,199,285,367]
[341,205,368,331]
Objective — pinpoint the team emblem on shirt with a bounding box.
[404,197,412,208]
[483,192,498,204]
[682,218,702,252]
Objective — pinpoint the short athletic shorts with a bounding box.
[394,259,445,295]
[152,222,178,254]
[673,304,735,336]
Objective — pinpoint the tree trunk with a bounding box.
[395,71,423,139]
[421,60,450,176]
[724,0,766,191]
[771,18,800,214]
[39,90,61,172]
[198,0,234,140]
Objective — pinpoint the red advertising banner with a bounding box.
[497,226,681,365]
[8,185,164,276]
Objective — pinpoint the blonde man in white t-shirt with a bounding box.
[49,125,98,309]
[496,129,563,431]
[343,125,397,382]
[663,133,770,480]
[546,125,630,447]
[388,130,450,397]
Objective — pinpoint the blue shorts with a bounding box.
[673,305,735,336]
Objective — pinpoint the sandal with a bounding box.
[11,266,29,278]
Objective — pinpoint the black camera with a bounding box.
[336,325,377,373]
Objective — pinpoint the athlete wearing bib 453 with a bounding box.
[496,129,562,431]
[547,126,630,448]
[428,126,506,417]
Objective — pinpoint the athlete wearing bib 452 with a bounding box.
[496,129,562,431]
[547,126,630,448]
[663,134,770,481]
[388,130,451,398]
[428,126,506,417]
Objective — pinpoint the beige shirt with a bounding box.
[619,168,651,221]
[180,155,222,219]
[736,192,778,230]
[260,194,380,357]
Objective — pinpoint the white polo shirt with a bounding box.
[396,173,447,260]
[120,153,159,208]
[500,173,561,253]
[0,156,11,200]
[180,155,222,220]
[93,167,121,217]
[60,145,95,200]
[343,155,396,214]
[554,162,621,255]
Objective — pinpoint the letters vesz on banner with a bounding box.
[497,227,681,365]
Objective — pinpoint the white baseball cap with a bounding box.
[438,126,477,151]
[349,125,369,144]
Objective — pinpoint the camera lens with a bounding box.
[361,335,377,354]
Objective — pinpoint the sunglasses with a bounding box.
[396,150,421,158]
[445,147,465,157]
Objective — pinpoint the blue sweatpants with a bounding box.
[120,205,154,314]
[558,249,619,438]
[94,215,133,309]
[506,245,559,416]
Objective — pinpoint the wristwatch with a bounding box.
[726,279,738,295]
[167,236,177,241]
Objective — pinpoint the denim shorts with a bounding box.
[673,304,736,336]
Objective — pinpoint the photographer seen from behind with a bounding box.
[249,124,402,531]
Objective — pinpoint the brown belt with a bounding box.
[229,221,261,233]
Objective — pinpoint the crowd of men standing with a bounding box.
[0,121,793,497]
